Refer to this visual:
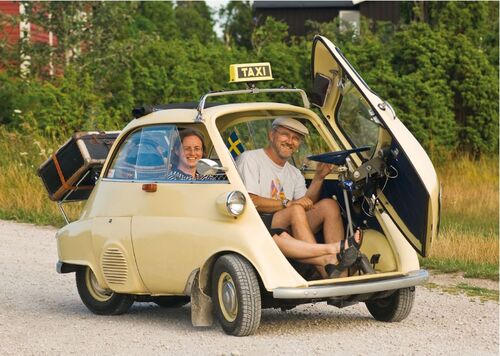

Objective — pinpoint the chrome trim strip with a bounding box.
[101,178,229,184]
[272,269,428,299]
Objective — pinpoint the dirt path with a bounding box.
[0,219,498,355]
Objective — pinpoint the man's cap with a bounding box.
[272,117,309,136]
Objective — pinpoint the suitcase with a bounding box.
[38,131,119,201]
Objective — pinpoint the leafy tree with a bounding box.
[174,1,215,43]
[252,17,289,55]
[447,34,499,157]
[426,2,499,156]
[219,1,254,48]
[21,1,89,76]
[428,1,499,70]
[133,1,179,40]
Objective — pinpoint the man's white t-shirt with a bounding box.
[236,149,307,201]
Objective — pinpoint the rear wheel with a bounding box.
[76,266,134,315]
[365,287,415,322]
[212,254,261,336]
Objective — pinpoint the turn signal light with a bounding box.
[142,183,157,193]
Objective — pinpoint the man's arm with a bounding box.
[250,194,314,213]
[249,193,285,213]
[305,163,333,203]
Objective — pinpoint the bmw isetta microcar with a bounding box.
[50,36,440,336]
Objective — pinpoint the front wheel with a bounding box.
[76,266,134,315]
[212,254,261,336]
[365,287,415,322]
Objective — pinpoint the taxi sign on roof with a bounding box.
[229,62,273,83]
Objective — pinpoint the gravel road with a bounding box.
[0,219,498,355]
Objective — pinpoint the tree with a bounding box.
[219,1,254,48]
[133,2,179,40]
[174,1,216,43]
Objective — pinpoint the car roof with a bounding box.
[132,102,223,119]
[121,102,318,137]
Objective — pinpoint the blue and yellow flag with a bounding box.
[226,130,245,158]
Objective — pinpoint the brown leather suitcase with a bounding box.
[38,131,119,201]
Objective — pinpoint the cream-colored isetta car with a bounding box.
[55,36,440,336]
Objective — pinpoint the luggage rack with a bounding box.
[195,87,311,122]
[57,170,93,225]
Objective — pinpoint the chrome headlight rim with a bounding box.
[226,191,246,216]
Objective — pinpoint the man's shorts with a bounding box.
[259,213,288,236]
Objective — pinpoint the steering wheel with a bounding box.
[307,146,371,165]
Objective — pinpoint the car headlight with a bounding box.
[217,191,246,217]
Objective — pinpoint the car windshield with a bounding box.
[219,118,330,171]
[336,76,380,159]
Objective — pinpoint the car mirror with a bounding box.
[197,158,228,176]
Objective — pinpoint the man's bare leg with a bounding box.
[272,232,338,279]
[306,198,344,244]
[271,204,316,244]
[272,231,338,258]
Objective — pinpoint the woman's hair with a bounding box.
[171,128,206,166]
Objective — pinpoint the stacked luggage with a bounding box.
[38,132,119,202]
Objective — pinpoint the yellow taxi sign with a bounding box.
[229,62,273,83]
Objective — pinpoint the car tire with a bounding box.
[154,296,190,308]
[76,266,134,315]
[212,254,261,336]
[365,287,415,322]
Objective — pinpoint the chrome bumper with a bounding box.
[273,269,428,299]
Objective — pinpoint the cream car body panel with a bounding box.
[312,35,439,256]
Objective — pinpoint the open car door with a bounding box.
[310,35,440,256]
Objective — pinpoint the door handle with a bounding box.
[142,183,157,192]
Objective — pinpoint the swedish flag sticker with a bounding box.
[226,130,245,158]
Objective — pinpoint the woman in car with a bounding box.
[167,128,217,181]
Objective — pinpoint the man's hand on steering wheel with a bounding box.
[315,162,334,180]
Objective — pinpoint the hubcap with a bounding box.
[86,268,113,302]
[218,272,238,322]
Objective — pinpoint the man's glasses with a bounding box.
[273,129,303,144]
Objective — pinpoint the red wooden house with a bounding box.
[0,1,58,74]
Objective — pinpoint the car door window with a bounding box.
[107,124,228,183]
[336,78,380,159]
[106,125,176,181]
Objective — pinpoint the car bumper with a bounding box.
[272,269,428,299]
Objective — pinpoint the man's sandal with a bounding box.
[325,228,371,278]
[346,227,364,250]
[324,240,359,278]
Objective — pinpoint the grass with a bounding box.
[425,282,499,302]
[0,129,498,279]
[421,257,498,280]
[0,129,81,227]
[421,154,499,279]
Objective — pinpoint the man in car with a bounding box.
[236,117,362,276]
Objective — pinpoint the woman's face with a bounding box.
[177,135,203,172]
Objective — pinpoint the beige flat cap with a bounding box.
[272,117,309,136]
